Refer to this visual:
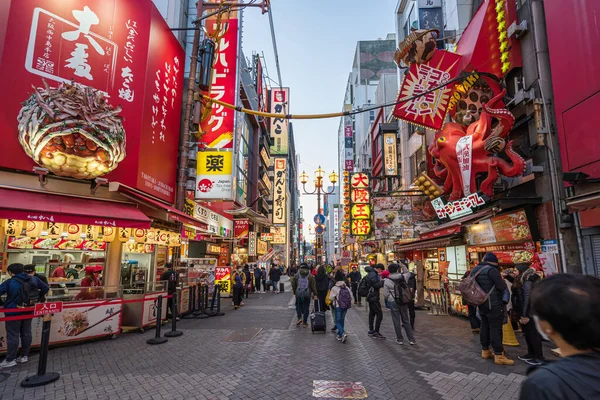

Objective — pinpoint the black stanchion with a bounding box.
[206,285,224,317]
[164,294,183,338]
[182,285,196,319]
[146,295,168,345]
[193,285,210,319]
[21,314,60,388]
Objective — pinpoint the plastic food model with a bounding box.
[18,81,126,180]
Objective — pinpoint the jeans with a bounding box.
[254,277,262,292]
[316,290,328,312]
[351,282,361,303]
[368,300,383,332]
[335,307,347,336]
[272,280,279,292]
[522,320,544,359]
[468,305,481,330]
[479,304,504,354]
[389,302,415,342]
[5,319,33,362]
[295,297,310,323]
[407,300,415,329]
[233,285,243,306]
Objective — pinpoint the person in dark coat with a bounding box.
[401,262,417,330]
[472,253,513,365]
[348,266,362,305]
[314,266,330,313]
[462,267,481,333]
[253,265,262,293]
[242,265,252,297]
[519,274,600,400]
[366,264,385,339]
[23,264,49,286]
[160,263,178,319]
[269,265,282,293]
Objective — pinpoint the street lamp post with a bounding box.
[299,166,338,264]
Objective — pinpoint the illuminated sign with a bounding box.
[383,133,398,176]
[273,158,287,225]
[431,192,486,220]
[350,172,372,236]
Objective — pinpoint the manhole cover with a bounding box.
[312,380,368,398]
[223,328,262,342]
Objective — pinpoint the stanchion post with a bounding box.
[206,285,218,316]
[214,286,224,316]
[21,314,60,388]
[183,285,196,319]
[194,285,210,318]
[147,295,168,345]
[165,294,183,338]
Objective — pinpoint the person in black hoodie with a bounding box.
[519,274,600,400]
[366,264,385,339]
[348,266,362,305]
[314,266,330,313]
[253,265,262,293]
[472,253,513,365]
[269,264,282,293]
[242,265,252,297]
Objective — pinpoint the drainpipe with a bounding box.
[531,0,568,272]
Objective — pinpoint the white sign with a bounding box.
[456,136,473,196]
[269,88,290,155]
[418,0,442,8]
[431,192,486,220]
[333,206,340,249]
[270,226,287,245]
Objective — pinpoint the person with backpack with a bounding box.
[314,266,330,313]
[466,253,514,365]
[362,264,385,339]
[242,265,252,297]
[348,265,362,305]
[461,267,481,333]
[231,266,246,309]
[401,263,417,330]
[0,263,49,368]
[329,271,352,343]
[383,263,416,345]
[291,263,317,327]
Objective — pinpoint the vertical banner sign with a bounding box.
[455,136,473,196]
[269,88,290,155]
[234,219,249,239]
[248,231,257,256]
[350,173,372,236]
[383,133,398,175]
[195,150,233,200]
[273,158,287,225]
[344,115,354,171]
[333,205,340,250]
[200,6,239,149]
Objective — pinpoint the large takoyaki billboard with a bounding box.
[0,0,184,203]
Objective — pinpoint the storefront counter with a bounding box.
[121,281,167,332]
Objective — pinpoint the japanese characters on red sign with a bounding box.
[199,12,239,149]
[350,173,371,236]
[468,241,535,253]
[234,219,249,239]
[393,50,462,130]
[34,301,63,316]
[0,1,184,203]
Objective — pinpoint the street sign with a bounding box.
[34,301,63,317]
[313,214,326,225]
[315,225,325,234]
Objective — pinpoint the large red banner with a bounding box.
[0,0,184,203]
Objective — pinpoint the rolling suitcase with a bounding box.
[279,282,285,293]
[310,300,326,333]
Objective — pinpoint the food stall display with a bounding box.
[423,249,440,289]
[121,243,155,289]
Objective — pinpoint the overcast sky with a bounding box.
[241,0,398,239]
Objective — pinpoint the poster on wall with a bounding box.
[467,210,531,245]
[0,1,185,203]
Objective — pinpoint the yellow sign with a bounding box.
[270,226,286,244]
[351,204,371,220]
[257,239,267,255]
[383,133,398,176]
[351,220,372,236]
[197,151,233,175]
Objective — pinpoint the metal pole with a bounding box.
[21,314,60,387]
[165,294,183,337]
[147,296,168,345]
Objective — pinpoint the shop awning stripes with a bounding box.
[395,237,456,252]
[567,190,600,213]
[0,187,151,228]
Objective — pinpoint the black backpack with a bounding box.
[14,277,40,307]
[392,276,412,306]
[358,277,370,297]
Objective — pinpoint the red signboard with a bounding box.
[419,225,461,241]
[234,219,249,239]
[34,301,63,316]
[467,241,535,253]
[0,1,184,203]
[393,50,462,130]
[199,10,239,149]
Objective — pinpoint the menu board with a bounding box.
[495,251,534,264]
[7,236,106,251]
[467,210,531,245]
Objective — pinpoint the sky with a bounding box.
[241,0,399,239]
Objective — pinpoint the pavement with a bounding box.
[0,276,556,400]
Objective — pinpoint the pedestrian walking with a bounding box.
[383,264,416,345]
[472,253,514,365]
[253,265,263,293]
[260,266,267,292]
[231,266,246,309]
[315,266,329,313]
[243,264,252,297]
[329,271,352,343]
[160,263,178,319]
[288,264,298,277]
[291,264,317,327]
[462,268,481,333]
[519,274,600,400]
[269,264,281,293]
[401,263,417,329]
[365,264,385,339]
[0,263,49,368]
[348,265,362,305]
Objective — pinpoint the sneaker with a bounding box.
[342,334,348,343]
[518,354,533,361]
[396,340,404,345]
[525,358,544,366]
[16,356,28,363]
[372,332,386,340]
[331,327,338,332]
[409,341,416,345]
[303,323,308,328]
[296,319,303,326]
[368,330,375,336]
[0,359,17,368]
[336,335,342,341]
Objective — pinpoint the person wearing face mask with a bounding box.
[519,274,600,400]
[231,266,246,309]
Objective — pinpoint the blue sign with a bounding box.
[314,214,326,225]
[315,225,325,234]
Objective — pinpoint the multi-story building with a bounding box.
[323,186,340,264]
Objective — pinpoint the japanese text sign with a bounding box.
[350,172,372,236]
[383,133,398,176]
[248,231,257,256]
[200,10,239,149]
[269,88,290,155]
[0,1,184,203]
[393,50,462,130]
[195,150,234,200]
[234,219,249,239]
[272,158,287,225]
[431,192,486,220]
[270,226,286,245]
[34,301,63,316]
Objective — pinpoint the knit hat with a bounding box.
[380,270,390,279]
[482,253,499,264]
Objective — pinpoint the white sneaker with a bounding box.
[0,359,17,368]
[16,356,28,363]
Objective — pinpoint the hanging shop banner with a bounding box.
[200,7,239,149]
[234,219,249,239]
[4,219,23,236]
[195,150,234,200]
[257,239,267,255]
[350,173,372,236]
[393,50,462,130]
[26,221,43,238]
[431,192,486,220]
[383,133,398,176]
[273,158,287,225]
[344,115,354,171]
[467,209,532,245]
[248,231,257,257]
[269,88,290,155]
[270,226,286,245]
[333,205,340,250]
[0,1,185,203]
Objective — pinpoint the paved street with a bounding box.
[0,277,555,400]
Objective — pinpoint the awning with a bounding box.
[417,209,493,241]
[567,190,600,213]
[110,183,208,230]
[395,237,457,252]
[225,206,271,226]
[0,187,151,228]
